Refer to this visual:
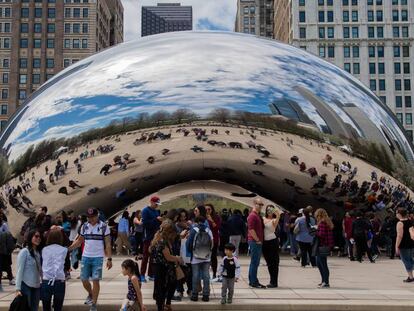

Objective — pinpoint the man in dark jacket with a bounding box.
[0,230,16,291]
[140,196,162,282]
[352,211,374,263]
[227,210,246,256]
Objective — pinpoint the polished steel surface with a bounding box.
[0,31,411,219]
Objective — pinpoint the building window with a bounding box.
[1,89,7,100]
[406,113,412,125]
[351,27,359,38]
[403,46,410,57]
[402,27,409,38]
[394,45,400,57]
[369,63,376,74]
[4,23,10,33]
[343,11,349,22]
[65,8,71,18]
[34,23,42,33]
[73,8,80,18]
[379,79,385,91]
[318,0,324,5]
[47,23,55,33]
[319,45,325,58]
[299,27,306,38]
[83,8,88,17]
[82,39,88,48]
[46,58,54,68]
[64,59,70,68]
[48,8,55,18]
[377,46,384,58]
[368,0,373,4]
[401,10,408,21]
[20,39,28,48]
[403,62,410,74]
[393,26,400,38]
[395,79,402,91]
[406,96,412,108]
[392,10,399,21]
[378,63,385,74]
[395,63,401,74]
[299,11,306,22]
[377,27,383,38]
[33,39,41,48]
[64,39,70,48]
[351,0,358,5]
[367,10,374,21]
[47,39,54,48]
[1,104,7,115]
[73,39,80,48]
[20,23,29,33]
[376,10,383,21]
[21,8,29,18]
[65,23,70,33]
[327,11,333,22]
[3,59,9,68]
[19,74,27,84]
[352,46,359,57]
[396,113,403,124]
[2,73,8,84]
[368,46,375,57]
[327,46,335,58]
[32,74,40,84]
[353,63,360,74]
[352,10,358,22]
[33,58,41,68]
[19,90,26,100]
[344,63,351,73]
[344,46,350,58]
[343,0,349,4]
[34,8,42,18]
[319,27,325,38]
[19,58,27,68]
[368,26,375,38]
[396,96,403,108]
[299,0,306,5]
[327,27,334,38]
[404,79,411,90]
[82,23,88,33]
[73,23,80,33]
[318,11,325,22]
[369,79,376,91]
[343,27,350,38]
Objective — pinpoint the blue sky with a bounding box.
[120,0,237,40]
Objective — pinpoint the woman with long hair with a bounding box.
[120,259,146,311]
[262,205,281,288]
[314,208,334,288]
[41,228,68,311]
[150,220,182,311]
[205,203,221,280]
[397,208,414,282]
[117,210,131,255]
[133,210,144,260]
[294,206,316,267]
[15,229,42,311]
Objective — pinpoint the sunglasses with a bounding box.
[34,235,41,238]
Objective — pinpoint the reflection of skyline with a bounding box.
[1,31,413,161]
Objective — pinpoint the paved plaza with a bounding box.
[1,254,414,310]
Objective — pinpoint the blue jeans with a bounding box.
[191,262,210,297]
[248,241,262,285]
[21,282,40,311]
[80,256,104,281]
[316,255,330,285]
[399,248,414,272]
[41,280,66,311]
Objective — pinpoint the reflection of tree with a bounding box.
[210,108,231,123]
[394,153,414,189]
[151,110,170,126]
[172,108,197,124]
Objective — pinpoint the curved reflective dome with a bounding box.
[0,31,412,225]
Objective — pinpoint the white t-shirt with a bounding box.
[42,244,68,282]
[264,220,276,241]
[80,221,110,258]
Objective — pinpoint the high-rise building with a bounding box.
[235,0,274,38]
[141,3,192,37]
[0,0,124,131]
[271,0,414,142]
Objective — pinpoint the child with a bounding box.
[218,243,241,305]
[121,259,146,311]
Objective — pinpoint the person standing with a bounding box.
[205,203,221,280]
[262,205,281,288]
[0,228,15,291]
[396,208,414,282]
[41,229,68,311]
[133,210,144,260]
[141,196,162,282]
[15,230,42,311]
[294,206,316,267]
[352,211,375,263]
[342,212,355,261]
[314,208,334,288]
[227,210,246,257]
[68,208,112,311]
[116,211,131,255]
[218,243,241,305]
[247,199,266,288]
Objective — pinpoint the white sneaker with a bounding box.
[9,279,16,286]
[84,295,93,305]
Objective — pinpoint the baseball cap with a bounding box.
[150,196,161,205]
[86,208,98,217]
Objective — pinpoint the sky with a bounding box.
[120,0,238,41]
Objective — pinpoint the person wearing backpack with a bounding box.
[68,208,112,311]
[186,216,213,302]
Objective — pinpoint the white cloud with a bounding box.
[120,0,237,41]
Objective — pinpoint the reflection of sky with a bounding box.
[2,31,412,161]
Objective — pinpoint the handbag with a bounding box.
[175,265,185,281]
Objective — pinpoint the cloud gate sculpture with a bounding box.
[1,31,413,223]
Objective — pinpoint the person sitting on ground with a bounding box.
[308,167,318,177]
[299,162,306,172]
[100,164,112,175]
[290,156,299,165]
[68,180,82,189]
